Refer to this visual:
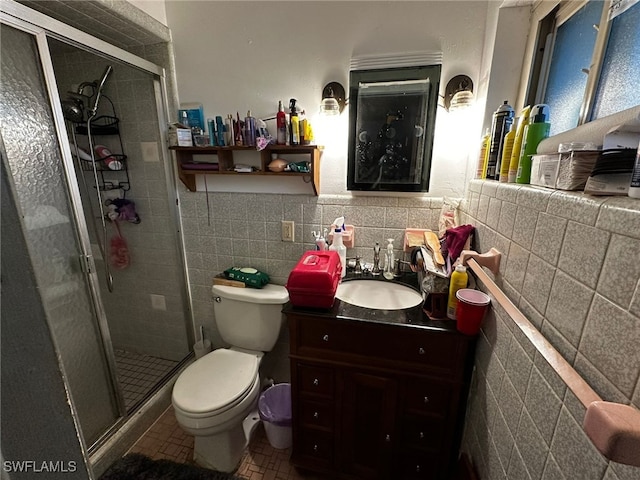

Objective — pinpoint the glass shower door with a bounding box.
[0,22,123,447]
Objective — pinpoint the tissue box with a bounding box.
[168,123,193,147]
[530,150,600,190]
[286,251,342,309]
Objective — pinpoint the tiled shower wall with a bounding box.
[50,44,189,361]
[178,188,443,378]
[459,180,640,480]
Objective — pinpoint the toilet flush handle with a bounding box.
[214,296,222,303]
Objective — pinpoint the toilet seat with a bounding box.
[173,348,259,417]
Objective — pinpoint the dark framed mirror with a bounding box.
[347,65,441,192]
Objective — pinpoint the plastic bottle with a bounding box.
[508,105,531,183]
[447,264,468,320]
[629,139,640,199]
[276,101,287,145]
[289,99,300,145]
[516,104,551,184]
[383,238,395,280]
[244,110,256,147]
[486,100,514,180]
[476,128,491,179]
[299,109,307,144]
[329,228,347,279]
[499,117,519,182]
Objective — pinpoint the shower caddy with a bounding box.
[72,98,130,194]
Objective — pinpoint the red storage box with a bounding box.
[286,251,342,309]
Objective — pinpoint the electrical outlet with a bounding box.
[281,220,295,242]
[150,294,166,311]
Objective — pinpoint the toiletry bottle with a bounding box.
[476,128,490,179]
[508,105,531,183]
[447,264,468,320]
[299,109,307,145]
[629,139,640,199]
[216,116,225,146]
[499,117,519,182]
[289,99,300,145]
[244,110,256,147]
[314,230,327,251]
[516,104,551,184]
[207,118,217,146]
[276,101,287,145]
[486,100,514,180]
[329,227,347,279]
[225,114,234,146]
[383,239,395,280]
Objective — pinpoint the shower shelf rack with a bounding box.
[75,115,131,193]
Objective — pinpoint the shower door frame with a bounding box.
[1,0,194,454]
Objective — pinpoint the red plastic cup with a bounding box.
[455,289,491,335]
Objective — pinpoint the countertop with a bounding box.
[283,272,461,334]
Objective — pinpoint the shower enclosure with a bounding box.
[1,3,193,461]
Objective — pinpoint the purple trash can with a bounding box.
[258,383,292,449]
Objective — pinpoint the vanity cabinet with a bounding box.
[169,145,321,195]
[287,310,475,480]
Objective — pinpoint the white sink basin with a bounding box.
[336,280,423,310]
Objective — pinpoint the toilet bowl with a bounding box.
[172,283,289,472]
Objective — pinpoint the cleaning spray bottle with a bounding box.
[508,105,531,183]
[499,117,519,182]
[329,217,346,279]
[516,104,551,184]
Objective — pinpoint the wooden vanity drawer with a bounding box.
[295,428,334,467]
[296,316,461,375]
[296,363,334,398]
[401,415,445,451]
[299,399,334,431]
[403,379,452,416]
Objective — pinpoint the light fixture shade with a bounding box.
[320,82,346,115]
[444,74,474,111]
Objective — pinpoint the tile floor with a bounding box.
[114,350,179,410]
[128,406,328,480]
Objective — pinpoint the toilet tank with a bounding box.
[212,284,289,352]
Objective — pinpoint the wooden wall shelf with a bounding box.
[169,144,322,195]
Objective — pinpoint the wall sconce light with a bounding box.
[320,82,346,115]
[444,75,474,112]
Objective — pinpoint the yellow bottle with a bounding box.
[447,265,468,320]
[499,117,519,182]
[476,129,491,179]
[508,105,531,183]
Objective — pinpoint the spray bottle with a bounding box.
[499,117,519,182]
[329,217,346,279]
[508,105,531,183]
[516,104,551,184]
[486,100,514,180]
[276,101,287,145]
[289,99,300,145]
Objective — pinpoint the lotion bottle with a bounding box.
[508,105,531,183]
[516,104,551,184]
[499,117,519,182]
[447,264,468,320]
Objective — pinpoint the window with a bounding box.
[533,0,640,136]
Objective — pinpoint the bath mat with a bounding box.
[99,453,244,480]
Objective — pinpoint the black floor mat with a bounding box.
[99,453,243,480]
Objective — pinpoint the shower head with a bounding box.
[88,65,113,118]
[62,97,84,123]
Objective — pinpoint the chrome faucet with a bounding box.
[394,259,411,277]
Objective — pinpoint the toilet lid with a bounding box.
[173,349,259,415]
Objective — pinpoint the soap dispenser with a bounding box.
[383,238,395,280]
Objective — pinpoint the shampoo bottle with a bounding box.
[276,101,287,145]
[244,111,256,147]
[486,100,514,180]
[499,117,519,182]
[508,105,531,183]
[447,264,468,320]
[289,99,300,145]
[476,128,491,179]
[329,228,347,279]
[516,104,551,184]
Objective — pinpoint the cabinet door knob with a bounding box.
[423,396,429,404]
[416,465,421,473]
[313,378,319,386]
[385,434,391,442]
[313,411,319,419]
[419,431,425,439]
[313,444,319,452]
[322,334,329,342]
[418,347,425,355]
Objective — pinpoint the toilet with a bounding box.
[172,283,289,472]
